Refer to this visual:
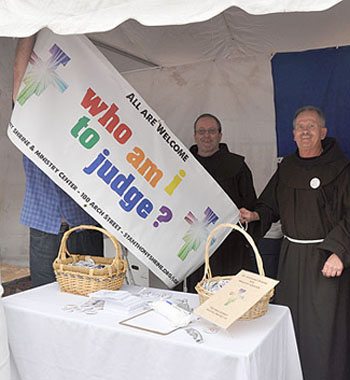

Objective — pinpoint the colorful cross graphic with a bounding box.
[177,207,219,261]
[17,44,71,106]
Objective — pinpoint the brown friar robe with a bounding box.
[184,143,257,293]
[255,137,350,380]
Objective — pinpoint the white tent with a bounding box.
[0,0,348,267]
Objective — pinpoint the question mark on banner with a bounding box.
[153,206,173,227]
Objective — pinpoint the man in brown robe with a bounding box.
[240,106,350,380]
[185,113,257,292]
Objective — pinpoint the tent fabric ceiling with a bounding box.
[87,0,350,70]
[0,0,347,267]
[0,0,342,37]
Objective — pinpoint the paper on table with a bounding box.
[194,270,279,329]
[88,290,146,313]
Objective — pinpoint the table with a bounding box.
[3,283,303,380]
[0,284,10,380]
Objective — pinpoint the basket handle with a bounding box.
[202,223,265,281]
[57,225,123,268]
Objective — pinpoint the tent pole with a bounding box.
[89,38,158,68]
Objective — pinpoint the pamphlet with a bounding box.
[195,270,279,329]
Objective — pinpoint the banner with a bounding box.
[9,29,239,288]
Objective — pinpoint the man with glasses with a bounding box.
[240,106,350,380]
[184,113,257,292]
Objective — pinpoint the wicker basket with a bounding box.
[53,225,127,296]
[195,223,274,320]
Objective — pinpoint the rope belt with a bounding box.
[284,235,324,244]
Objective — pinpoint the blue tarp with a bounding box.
[272,46,350,159]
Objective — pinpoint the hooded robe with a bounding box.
[255,137,350,380]
[185,143,257,292]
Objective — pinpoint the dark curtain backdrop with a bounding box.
[272,46,350,159]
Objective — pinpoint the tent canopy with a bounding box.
[1,1,348,74]
[1,0,349,193]
[1,0,350,267]
[87,0,350,72]
[0,1,342,37]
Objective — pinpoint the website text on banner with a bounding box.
[9,29,239,288]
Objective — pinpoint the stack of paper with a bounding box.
[88,290,145,314]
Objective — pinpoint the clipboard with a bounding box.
[119,309,181,335]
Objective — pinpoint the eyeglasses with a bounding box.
[195,128,220,135]
[294,124,319,132]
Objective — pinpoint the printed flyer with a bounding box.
[195,270,279,328]
[9,29,239,287]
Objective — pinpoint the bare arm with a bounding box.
[13,35,36,102]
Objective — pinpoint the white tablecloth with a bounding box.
[3,283,303,380]
[0,283,10,380]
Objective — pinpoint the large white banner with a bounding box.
[9,29,239,288]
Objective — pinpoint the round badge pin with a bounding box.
[310,177,321,189]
